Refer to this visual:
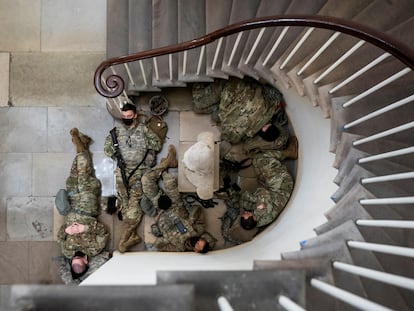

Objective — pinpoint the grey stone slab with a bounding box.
[10,52,106,107]
[157,269,306,311]
[5,284,195,310]
[0,53,10,107]
[107,0,129,57]
[7,197,54,241]
[47,105,114,153]
[41,0,106,52]
[93,152,116,197]
[0,242,29,284]
[0,198,6,241]
[0,153,32,197]
[29,241,63,284]
[0,0,41,52]
[0,107,47,152]
[32,153,73,197]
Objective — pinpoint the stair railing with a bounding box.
[94,15,414,99]
[96,14,414,310]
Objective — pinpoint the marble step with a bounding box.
[282,235,368,306]
[157,269,306,311]
[1,284,195,311]
[127,0,160,92]
[316,202,410,249]
[105,0,129,91]
[152,0,186,87]
[220,0,261,78]
[303,221,411,310]
[252,0,327,86]
[254,257,337,311]
[205,0,233,79]
[331,165,375,202]
[177,0,213,83]
[237,0,292,80]
[271,0,373,89]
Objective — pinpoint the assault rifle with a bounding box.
[110,127,130,198]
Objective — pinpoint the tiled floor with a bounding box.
[0,86,263,285]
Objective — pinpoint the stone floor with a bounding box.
[0,86,266,285]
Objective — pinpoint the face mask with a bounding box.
[122,118,134,126]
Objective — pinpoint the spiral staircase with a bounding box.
[5,0,414,310]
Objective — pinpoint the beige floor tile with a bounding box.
[0,242,29,284]
[179,111,221,142]
[0,198,6,241]
[29,241,63,284]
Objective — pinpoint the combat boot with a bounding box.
[119,233,142,253]
[118,221,140,253]
[282,136,298,160]
[160,144,178,168]
[70,128,91,153]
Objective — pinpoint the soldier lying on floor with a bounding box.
[220,142,297,244]
[56,128,110,284]
[141,145,217,253]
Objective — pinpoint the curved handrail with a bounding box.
[94,14,414,98]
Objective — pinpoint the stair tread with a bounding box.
[4,284,195,310]
[157,269,306,311]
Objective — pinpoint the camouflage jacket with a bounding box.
[104,122,162,170]
[242,124,289,155]
[221,189,258,245]
[154,204,217,252]
[218,78,282,144]
[240,151,294,227]
[57,216,109,259]
[58,252,110,285]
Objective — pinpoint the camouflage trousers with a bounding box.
[141,157,181,206]
[240,150,294,227]
[115,166,147,225]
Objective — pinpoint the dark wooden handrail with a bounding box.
[95,14,414,98]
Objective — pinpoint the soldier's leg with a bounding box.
[142,144,178,203]
[119,170,144,252]
[162,172,181,204]
[115,168,128,213]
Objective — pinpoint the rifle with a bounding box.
[110,127,130,198]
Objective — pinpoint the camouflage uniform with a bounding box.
[57,151,109,259]
[152,172,217,252]
[240,150,294,228]
[218,78,282,144]
[57,216,108,259]
[66,151,101,217]
[58,252,110,285]
[104,122,162,224]
[192,80,225,114]
[221,189,258,245]
[242,124,289,155]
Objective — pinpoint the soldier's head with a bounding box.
[188,237,210,254]
[121,103,138,126]
[70,251,89,279]
[158,194,172,210]
[258,123,280,142]
[240,211,257,230]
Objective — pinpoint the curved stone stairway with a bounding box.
[4,1,414,310]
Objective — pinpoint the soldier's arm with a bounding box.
[57,226,76,259]
[104,134,115,158]
[154,237,179,252]
[85,222,109,257]
[144,125,163,152]
[201,232,217,250]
